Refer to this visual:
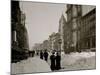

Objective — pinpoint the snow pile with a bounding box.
[61,52,96,70]
[72,56,96,69]
[11,57,51,74]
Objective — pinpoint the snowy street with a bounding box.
[11,52,96,74]
[11,2,96,75]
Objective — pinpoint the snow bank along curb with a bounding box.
[61,52,96,70]
[11,57,51,74]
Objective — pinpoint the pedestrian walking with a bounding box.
[36,51,39,55]
[40,50,43,59]
[44,50,48,61]
[32,50,35,57]
[50,52,56,71]
[55,52,61,70]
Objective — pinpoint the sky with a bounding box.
[82,5,96,16]
[20,1,66,49]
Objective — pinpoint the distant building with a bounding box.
[32,43,42,50]
[42,40,49,50]
[59,14,67,51]
[53,33,61,51]
[32,40,50,51]
[49,32,61,52]
[49,32,56,51]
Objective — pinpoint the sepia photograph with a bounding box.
[11,0,96,74]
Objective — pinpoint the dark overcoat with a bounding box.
[50,55,56,71]
[55,55,61,70]
[44,52,48,61]
[40,52,43,59]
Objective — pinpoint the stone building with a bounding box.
[48,32,61,52]
[49,32,56,51]
[63,21,72,53]
[11,1,20,45]
[59,14,67,51]
[11,1,29,62]
[53,33,61,51]
[79,8,96,51]
[64,4,82,53]
[17,12,29,50]
[64,4,96,53]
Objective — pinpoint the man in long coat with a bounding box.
[50,52,56,71]
[55,52,61,70]
[44,50,48,61]
[40,50,43,59]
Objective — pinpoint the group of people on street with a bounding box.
[39,50,61,71]
[50,51,61,71]
[28,50,35,57]
[40,50,49,61]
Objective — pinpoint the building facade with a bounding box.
[53,33,61,51]
[48,32,61,52]
[64,4,96,53]
[59,14,67,51]
[11,1,29,62]
[64,4,82,53]
[79,8,96,51]
[49,32,56,51]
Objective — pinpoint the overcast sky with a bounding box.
[20,1,66,49]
